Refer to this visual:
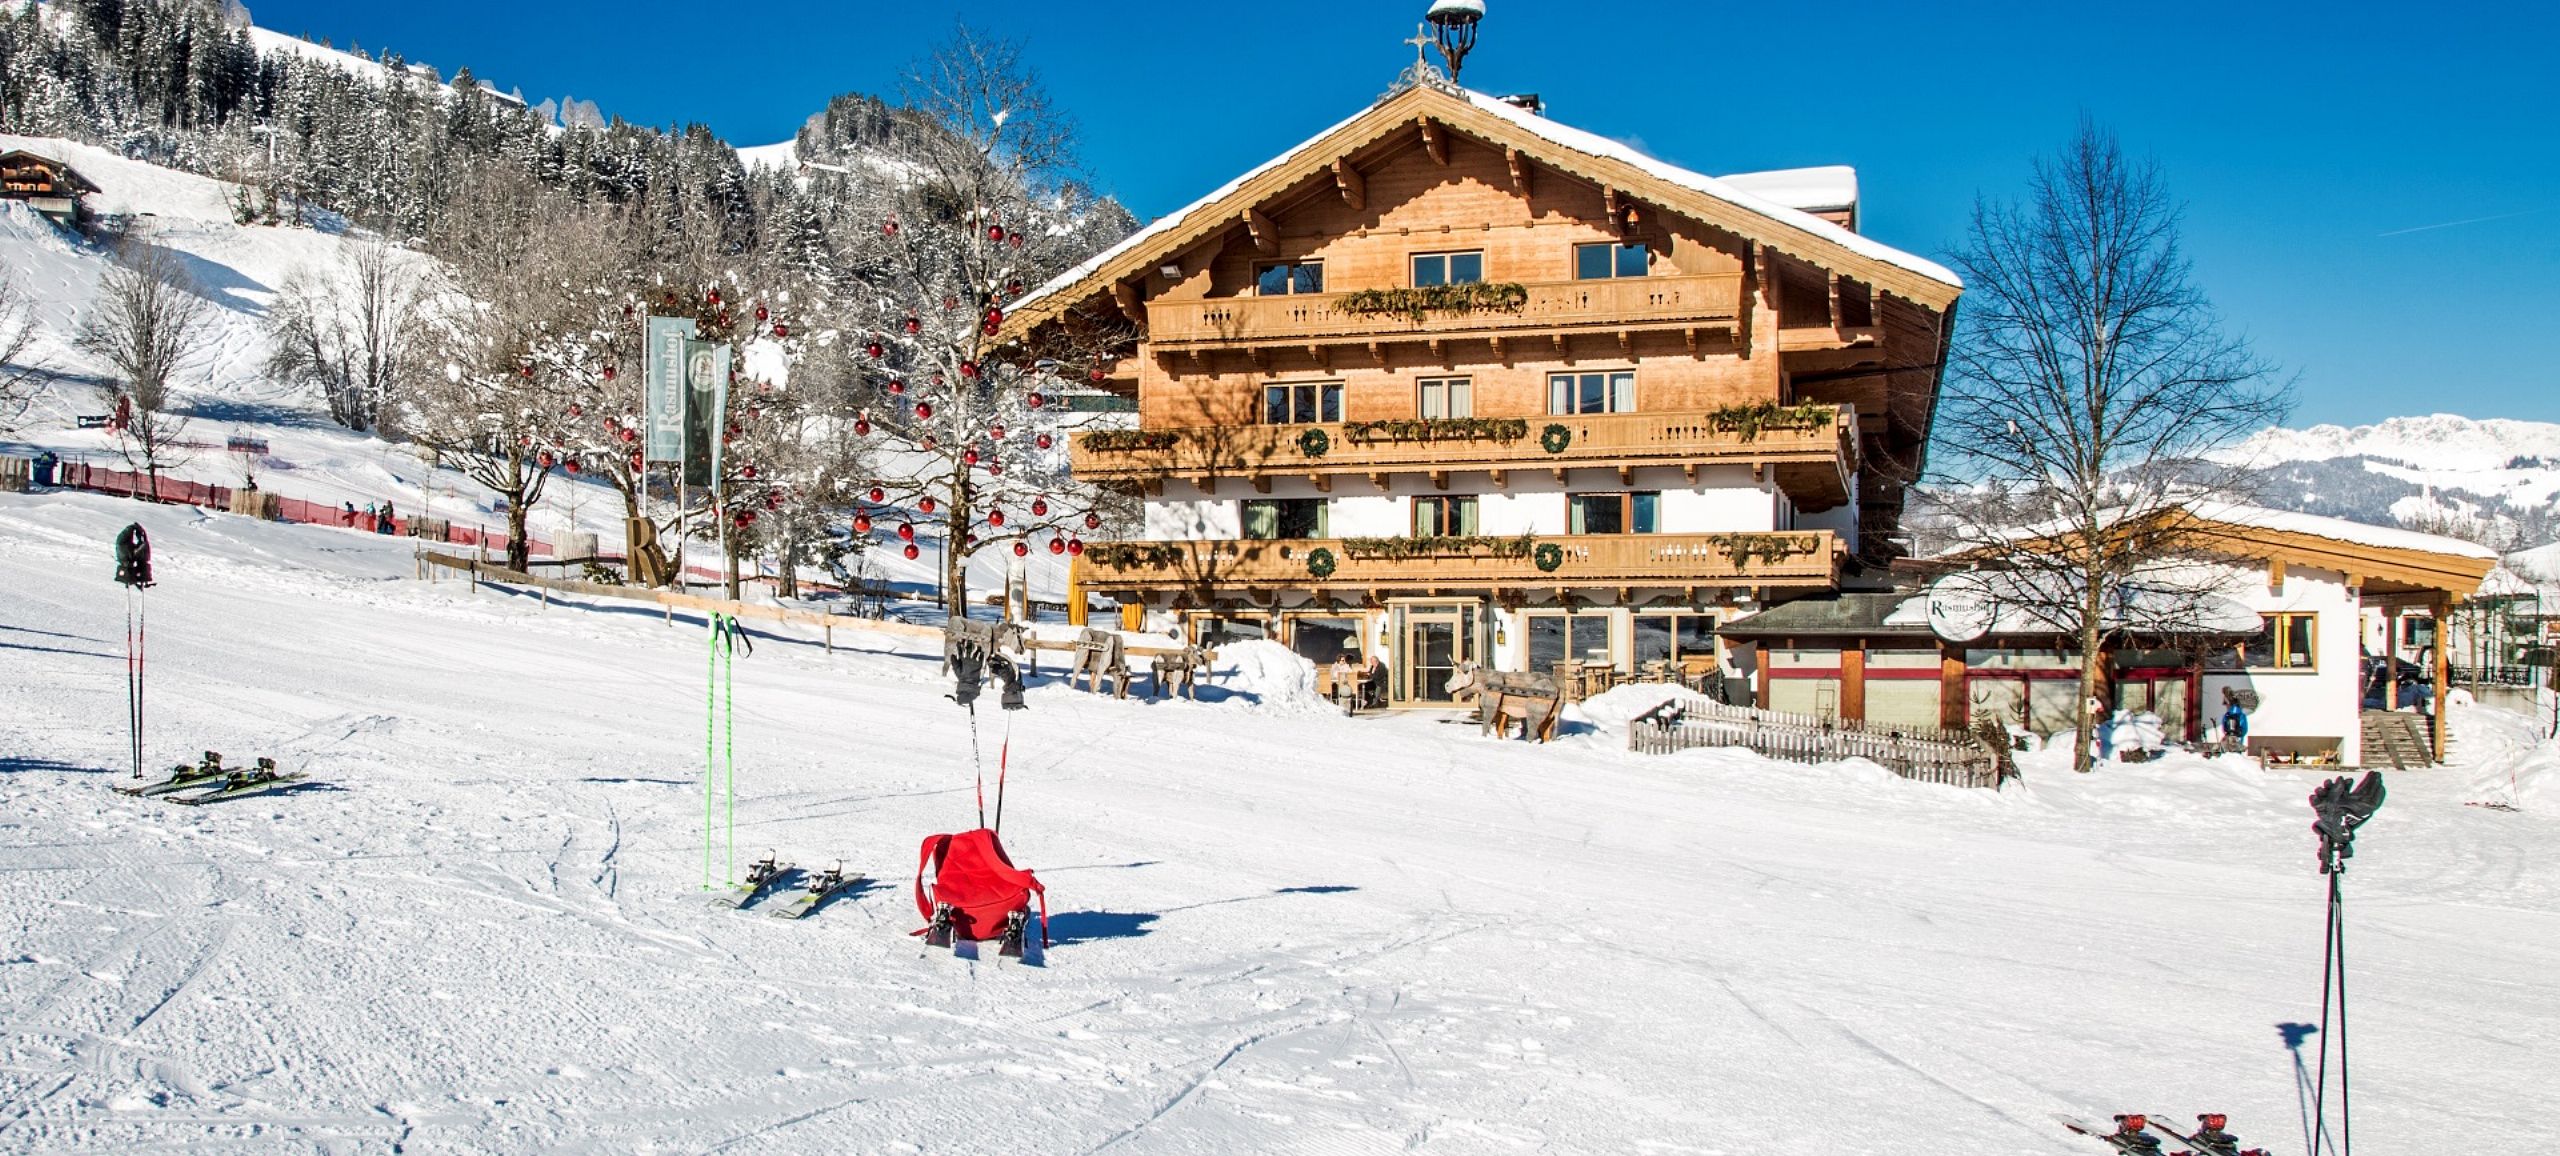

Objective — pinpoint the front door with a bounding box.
[1397,602,1477,704]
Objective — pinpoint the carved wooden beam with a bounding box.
[1489,468,1507,487]
[1244,208,1278,255]
[1683,463,1699,485]
[1616,329,1633,358]
[1428,337,1448,366]
[1331,160,1365,210]
[1505,146,1532,195]
[1828,272,1843,328]
[1111,281,1145,325]
[1251,475,1272,494]
[1551,333,1569,364]
[1246,346,1268,373]
[1602,185,1625,234]
[1551,467,1568,485]
[1419,116,1448,164]
[1310,473,1331,493]
[1367,471,1389,491]
[1489,334,1508,365]
[1430,469,1449,492]
[1616,464,1632,486]
[1684,327,1700,359]
[1366,340,1386,366]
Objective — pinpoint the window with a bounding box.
[1289,615,1367,667]
[1567,492,1658,535]
[1527,613,1615,672]
[1418,376,1473,418]
[1263,382,1342,424]
[1412,495,1479,536]
[2230,612,2317,671]
[1548,371,1634,414]
[1575,241,1648,280]
[1412,251,1484,287]
[1254,260,1324,295]
[1241,498,1329,540]
[1190,615,1270,647]
[1633,612,1717,665]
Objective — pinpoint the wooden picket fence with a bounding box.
[1627,693,2007,789]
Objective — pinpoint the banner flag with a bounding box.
[643,315,693,463]
[682,340,730,489]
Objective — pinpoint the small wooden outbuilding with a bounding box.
[0,149,97,225]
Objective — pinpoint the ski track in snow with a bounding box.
[0,495,2557,1153]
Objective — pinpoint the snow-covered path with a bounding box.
[1,493,2555,1154]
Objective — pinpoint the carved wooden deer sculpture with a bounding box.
[1446,661,1564,743]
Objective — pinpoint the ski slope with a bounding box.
[2,492,2556,1154]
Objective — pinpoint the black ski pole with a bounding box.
[114,524,154,778]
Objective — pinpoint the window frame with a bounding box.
[1417,376,1474,419]
[1411,494,1480,537]
[1524,610,1618,672]
[1240,497,1330,540]
[1566,491,1660,535]
[1411,250,1485,288]
[1253,259,1325,296]
[1547,370,1635,415]
[2216,611,2319,672]
[1574,241,1649,280]
[1262,381,1344,425]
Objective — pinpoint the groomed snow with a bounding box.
[3,492,2556,1153]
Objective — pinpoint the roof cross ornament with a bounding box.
[1387,20,1461,97]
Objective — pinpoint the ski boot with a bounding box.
[998,908,1028,958]
[2108,1116,2164,1155]
[924,902,956,948]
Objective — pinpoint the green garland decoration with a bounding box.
[1336,281,1530,323]
[1705,532,1825,568]
[1532,542,1565,573]
[1341,417,1529,446]
[1087,543,1183,568]
[1306,547,1338,579]
[1339,534,1535,562]
[1297,427,1332,458]
[1082,429,1179,453]
[1539,422,1573,454]
[1704,402,1833,443]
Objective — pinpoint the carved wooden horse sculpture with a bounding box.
[1149,644,1208,701]
[1446,661,1564,743]
[1068,627,1132,699]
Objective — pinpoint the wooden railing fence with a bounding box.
[1627,693,2007,789]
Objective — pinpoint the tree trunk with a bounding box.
[776,528,799,599]
[2073,567,2105,773]
[505,501,531,573]
[723,520,742,601]
[944,472,971,620]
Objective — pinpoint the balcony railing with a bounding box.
[1072,404,1857,507]
[1146,273,1745,349]
[1073,530,1842,594]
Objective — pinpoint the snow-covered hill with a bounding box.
[2212,413,2560,547]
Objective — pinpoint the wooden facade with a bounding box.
[1000,83,1961,705]
[0,150,95,224]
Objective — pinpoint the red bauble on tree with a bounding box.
[918,496,937,514]
[602,366,616,380]
[865,340,885,358]
[1084,512,1102,530]
[883,218,899,236]
[989,423,1006,440]
[1047,536,1064,555]
[868,486,885,503]
[1035,433,1053,450]
[903,543,919,559]
[565,458,581,474]
[706,290,721,307]
[538,451,556,469]
[566,404,582,418]
[1067,538,1084,556]
[853,513,872,533]
[1012,541,1028,557]
[963,448,980,466]
[854,418,871,436]
[1030,498,1048,516]
[959,361,980,379]
[897,522,916,542]
[755,305,768,322]
[1025,392,1044,409]
[1088,367,1105,383]
[887,379,906,395]
[772,324,789,338]
[988,509,1006,528]
[914,401,934,420]
[902,316,921,335]
[986,224,1004,242]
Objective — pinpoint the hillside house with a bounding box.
[998,79,1962,707]
[0,149,96,226]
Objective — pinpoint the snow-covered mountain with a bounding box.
[2210,413,2560,550]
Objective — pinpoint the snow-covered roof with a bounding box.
[1006,83,1956,332]
[1922,570,2263,641]
[1714,165,1858,213]
[2191,502,2502,560]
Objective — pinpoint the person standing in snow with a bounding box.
[377,500,396,534]
[2220,688,2249,753]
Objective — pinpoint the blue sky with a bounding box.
[246,1,2558,427]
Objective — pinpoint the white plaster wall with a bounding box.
[1143,498,1238,541]
[1792,489,1861,554]
[1327,494,1407,537]
[2198,562,2364,765]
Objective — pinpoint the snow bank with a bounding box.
[2460,703,2560,814]
[1572,682,1697,729]
[1202,640,1332,713]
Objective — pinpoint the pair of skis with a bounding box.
[2059,1113,2268,1156]
[710,853,864,920]
[921,903,1041,964]
[114,751,308,805]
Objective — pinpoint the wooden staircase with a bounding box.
[2361,710,2442,770]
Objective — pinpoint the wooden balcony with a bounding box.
[1072,404,1858,509]
[1073,530,1843,596]
[1146,274,1745,351]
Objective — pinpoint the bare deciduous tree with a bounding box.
[77,240,219,495]
[0,272,47,433]
[267,236,426,433]
[1932,121,2290,772]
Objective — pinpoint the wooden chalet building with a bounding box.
[0,149,96,226]
[998,81,1962,706]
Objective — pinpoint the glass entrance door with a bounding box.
[1398,603,1475,704]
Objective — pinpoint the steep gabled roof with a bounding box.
[1000,84,1959,341]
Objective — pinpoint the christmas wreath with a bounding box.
[1306,546,1338,579]
[1532,542,1565,573]
[1298,427,1332,458]
[1539,422,1572,455]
